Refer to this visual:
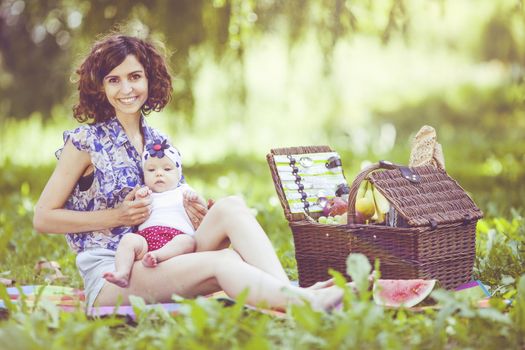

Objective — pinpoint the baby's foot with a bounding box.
[142,252,158,268]
[103,271,129,288]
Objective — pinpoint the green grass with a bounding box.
[1,158,524,349]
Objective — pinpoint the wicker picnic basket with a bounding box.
[267,145,483,289]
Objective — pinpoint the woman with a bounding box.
[33,34,342,311]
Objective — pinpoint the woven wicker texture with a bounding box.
[267,145,337,222]
[267,146,482,289]
[367,165,483,227]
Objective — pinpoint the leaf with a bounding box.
[346,253,372,297]
[0,284,15,313]
[129,295,147,320]
[38,300,61,329]
[511,275,525,335]
[290,303,322,332]
[189,299,208,336]
[244,335,271,350]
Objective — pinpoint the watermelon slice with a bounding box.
[373,279,436,308]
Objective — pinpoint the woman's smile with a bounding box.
[118,96,139,105]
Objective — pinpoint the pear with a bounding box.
[355,197,375,221]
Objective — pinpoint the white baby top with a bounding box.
[138,184,195,235]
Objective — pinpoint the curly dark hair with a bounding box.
[73,34,172,123]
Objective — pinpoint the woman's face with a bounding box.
[103,54,148,120]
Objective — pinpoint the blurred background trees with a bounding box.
[1,0,524,215]
[0,0,424,120]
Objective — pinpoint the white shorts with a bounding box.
[76,248,116,309]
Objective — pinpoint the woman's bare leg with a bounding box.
[103,234,148,288]
[95,249,343,311]
[193,196,289,283]
[142,234,196,267]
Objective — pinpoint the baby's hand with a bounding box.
[135,186,152,200]
[182,189,200,202]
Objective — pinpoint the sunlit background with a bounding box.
[1,0,524,216]
[0,5,524,343]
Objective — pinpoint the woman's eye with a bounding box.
[108,77,119,84]
[131,74,142,81]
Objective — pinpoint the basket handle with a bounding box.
[347,160,415,223]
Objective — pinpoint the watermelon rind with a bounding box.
[372,279,436,308]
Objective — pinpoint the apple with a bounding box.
[327,197,347,216]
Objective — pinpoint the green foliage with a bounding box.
[5,0,522,121]
[1,0,525,347]
[369,81,525,217]
[1,155,525,348]
[475,215,525,291]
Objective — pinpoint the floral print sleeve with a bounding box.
[56,116,166,253]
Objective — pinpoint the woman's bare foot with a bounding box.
[308,285,345,312]
[307,278,335,290]
[102,271,129,288]
[308,272,376,291]
[142,252,158,267]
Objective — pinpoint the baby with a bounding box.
[103,140,201,287]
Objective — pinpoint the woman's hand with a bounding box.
[116,186,152,226]
[183,190,208,229]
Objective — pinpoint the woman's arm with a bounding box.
[33,140,151,234]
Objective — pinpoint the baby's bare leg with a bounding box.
[103,234,148,287]
[142,234,196,268]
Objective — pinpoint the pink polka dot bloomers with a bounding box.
[137,226,186,251]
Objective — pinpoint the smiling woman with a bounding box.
[73,35,172,124]
[33,32,346,313]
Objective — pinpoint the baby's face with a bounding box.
[143,156,181,193]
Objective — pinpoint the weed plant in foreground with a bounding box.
[0,255,524,349]
[1,163,525,348]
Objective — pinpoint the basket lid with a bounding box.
[267,146,348,222]
[366,164,483,227]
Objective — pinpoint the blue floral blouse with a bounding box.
[56,116,167,253]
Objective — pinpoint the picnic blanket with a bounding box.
[0,280,493,319]
[0,285,285,319]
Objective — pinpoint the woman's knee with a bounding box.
[210,196,250,218]
[214,248,242,266]
[213,249,243,273]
